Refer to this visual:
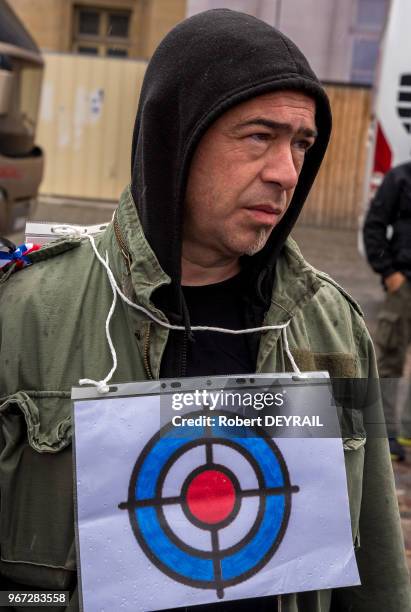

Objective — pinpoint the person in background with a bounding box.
[363,160,411,461]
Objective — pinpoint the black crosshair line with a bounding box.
[211,529,224,599]
[119,411,299,512]
[118,484,299,511]
[202,417,224,599]
[204,407,214,464]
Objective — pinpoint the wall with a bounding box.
[142,0,187,57]
[301,84,371,229]
[37,53,147,200]
[12,0,71,52]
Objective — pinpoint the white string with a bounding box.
[282,326,301,375]
[88,232,293,334]
[52,225,78,236]
[78,252,118,393]
[53,225,300,392]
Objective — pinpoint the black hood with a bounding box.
[131,9,332,322]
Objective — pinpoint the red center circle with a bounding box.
[186,469,236,525]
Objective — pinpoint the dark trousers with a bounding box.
[375,280,411,437]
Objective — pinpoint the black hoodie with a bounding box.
[130,9,332,376]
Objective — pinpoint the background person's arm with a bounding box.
[363,171,402,282]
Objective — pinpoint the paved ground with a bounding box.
[7,197,411,572]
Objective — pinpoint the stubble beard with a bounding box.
[243,227,271,256]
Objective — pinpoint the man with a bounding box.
[0,9,410,612]
[363,161,411,461]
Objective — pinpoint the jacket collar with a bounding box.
[108,185,171,313]
[267,237,322,324]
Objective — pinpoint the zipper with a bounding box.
[115,211,152,379]
[113,211,132,273]
[277,594,282,611]
[143,322,154,379]
[181,331,188,377]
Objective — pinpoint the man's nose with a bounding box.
[260,143,299,191]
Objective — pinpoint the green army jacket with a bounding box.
[0,187,410,611]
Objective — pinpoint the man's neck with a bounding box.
[181,253,240,286]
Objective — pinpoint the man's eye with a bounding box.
[294,139,314,151]
[249,133,270,142]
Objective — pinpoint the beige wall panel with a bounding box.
[37,55,76,195]
[67,58,94,196]
[37,54,147,200]
[115,61,146,195]
[56,56,77,195]
[99,60,123,200]
[43,56,60,193]
[81,59,106,198]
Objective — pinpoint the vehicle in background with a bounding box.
[0,0,43,235]
[363,0,411,206]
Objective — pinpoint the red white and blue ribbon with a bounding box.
[0,242,41,269]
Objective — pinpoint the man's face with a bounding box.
[183,90,317,261]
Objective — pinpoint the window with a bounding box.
[356,0,388,29]
[78,9,100,35]
[350,0,389,85]
[73,6,131,57]
[107,48,128,57]
[351,38,379,83]
[108,13,129,38]
[77,45,99,55]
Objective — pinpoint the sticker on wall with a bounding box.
[89,88,104,123]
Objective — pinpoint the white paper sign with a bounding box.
[73,377,360,611]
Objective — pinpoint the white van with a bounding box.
[364,0,411,202]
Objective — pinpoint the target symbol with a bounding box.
[119,411,299,599]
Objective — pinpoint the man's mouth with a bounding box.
[244,204,283,224]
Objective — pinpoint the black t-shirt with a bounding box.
[182,273,258,377]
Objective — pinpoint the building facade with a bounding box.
[11,0,186,59]
[187,0,390,85]
[12,0,389,82]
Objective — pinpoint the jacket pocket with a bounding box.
[0,392,76,590]
[376,310,401,350]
